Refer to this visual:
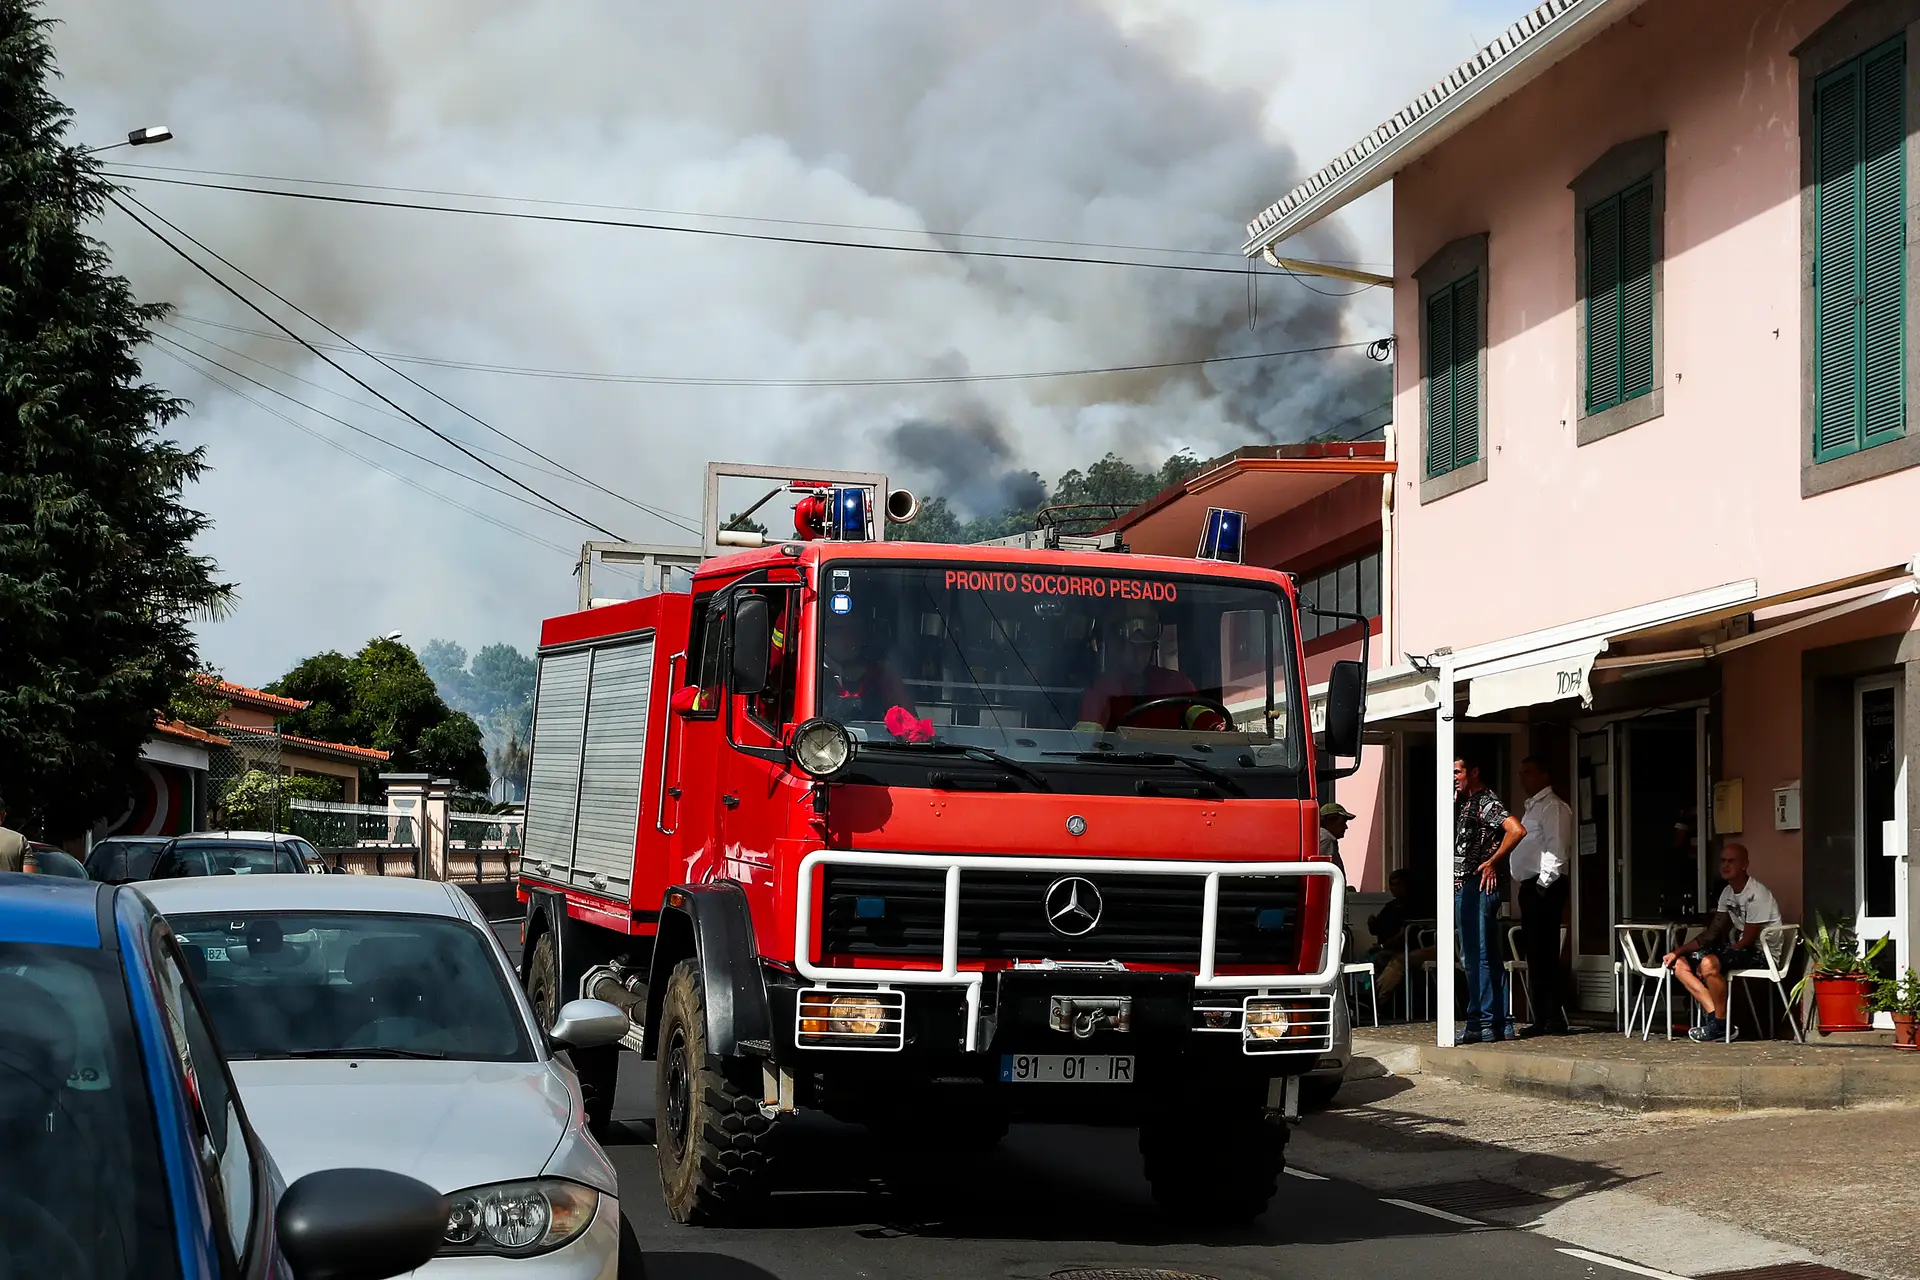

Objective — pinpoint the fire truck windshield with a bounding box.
[815,562,1303,792]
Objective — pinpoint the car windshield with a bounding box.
[0,943,181,1280]
[166,912,534,1062]
[154,841,289,878]
[812,562,1301,792]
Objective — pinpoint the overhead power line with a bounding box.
[170,313,1377,388]
[113,191,699,538]
[107,191,647,541]
[152,342,579,557]
[105,162,1397,266]
[105,169,1383,287]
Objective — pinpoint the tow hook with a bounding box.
[1049,996,1132,1040]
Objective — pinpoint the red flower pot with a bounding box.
[1894,1012,1919,1051]
[1813,975,1875,1033]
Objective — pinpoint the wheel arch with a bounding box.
[642,882,772,1060]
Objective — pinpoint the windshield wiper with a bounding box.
[283,1046,446,1060]
[1041,750,1247,797]
[864,740,1051,790]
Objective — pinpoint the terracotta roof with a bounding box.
[152,718,232,748]
[1242,0,1636,253]
[196,673,310,714]
[216,721,391,764]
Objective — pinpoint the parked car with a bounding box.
[85,835,173,884]
[147,831,333,880]
[144,874,632,1277]
[0,872,447,1280]
[23,842,88,879]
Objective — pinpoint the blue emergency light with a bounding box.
[829,487,870,540]
[1196,507,1246,563]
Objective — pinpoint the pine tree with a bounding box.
[0,0,227,837]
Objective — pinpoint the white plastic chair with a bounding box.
[1343,960,1380,1028]
[1505,924,1569,1022]
[1726,923,1803,1043]
[1618,929,1675,1041]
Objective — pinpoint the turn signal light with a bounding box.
[1241,995,1336,1055]
[795,988,905,1051]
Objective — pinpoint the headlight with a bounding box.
[790,717,854,778]
[1244,1004,1293,1040]
[440,1179,597,1257]
[795,987,905,1050]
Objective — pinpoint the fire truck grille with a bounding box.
[818,866,1305,967]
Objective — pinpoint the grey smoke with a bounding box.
[46,0,1439,678]
[887,413,1045,519]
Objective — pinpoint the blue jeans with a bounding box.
[1455,880,1509,1039]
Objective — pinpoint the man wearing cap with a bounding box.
[1319,801,1354,878]
[1075,600,1215,732]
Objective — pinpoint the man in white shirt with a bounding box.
[1663,843,1781,1043]
[1512,756,1575,1037]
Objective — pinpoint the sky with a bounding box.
[48,0,1531,684]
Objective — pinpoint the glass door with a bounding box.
[1572,727,1617,1010]
[1857,677,1907,994]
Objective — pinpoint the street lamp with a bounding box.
[385,631,404,642]
[84,125,173,155]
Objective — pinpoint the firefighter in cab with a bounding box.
[820,608,914,721]
[1076,599,1228,732]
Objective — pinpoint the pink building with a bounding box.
[1245,0,1918,1028]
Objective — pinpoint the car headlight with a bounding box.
[790,717,854,778]
[440,1179,597,1257]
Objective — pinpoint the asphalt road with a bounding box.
[490,921,1638,1280]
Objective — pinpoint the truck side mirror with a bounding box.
[1322,659,1365,760]
[731,595,771,695]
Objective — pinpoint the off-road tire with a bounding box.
[653,959,774,1225]
[1139,1102,1286,1223]
[527,930,618,1139]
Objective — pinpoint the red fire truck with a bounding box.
[516,466,1365,1224]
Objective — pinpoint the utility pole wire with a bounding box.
[115,190,698,537]
[107,191,632,541]
[106,170,1382,286]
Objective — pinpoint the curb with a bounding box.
[1349,1037,1920,1112]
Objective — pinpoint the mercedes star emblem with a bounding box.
[1065,814,1087,837]
[1044,876,1104,936]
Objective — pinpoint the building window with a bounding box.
[1813,35,1907,464]
[1424,272,1481,479]
[1585,179,1656,414]
[1297,549,1382,644]
[1571,132,1665,445]
[1414,233,1489,503]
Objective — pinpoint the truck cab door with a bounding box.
[666,594,728,880]
[717,586,803,885]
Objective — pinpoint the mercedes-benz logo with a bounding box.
[1044,876,1104,937]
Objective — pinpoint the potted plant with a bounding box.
[1872,968,1920,1051]
[1789,915,1889,1033]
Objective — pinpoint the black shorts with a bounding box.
[1691,947,1761,973]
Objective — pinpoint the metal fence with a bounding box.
[287,799,416,849]
[447,811,523,883]
[207,725,284,830]
[285,799,520,883]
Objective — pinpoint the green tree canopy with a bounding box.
[269,637,489,793]
[0,0,229,837]
[417,639,536,800]
[897,450,1205,545]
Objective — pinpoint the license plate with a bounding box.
[999,1053,1134,1083]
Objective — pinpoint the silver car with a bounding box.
[142,875,631,1277]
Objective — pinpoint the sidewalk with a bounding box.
[1301,1067,1920,1279]
[1350,1021,1920,1111]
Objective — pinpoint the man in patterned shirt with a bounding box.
[1454,755,1526,1044]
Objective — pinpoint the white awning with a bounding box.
[1465,636,1608,718]
[1295,661,1439,733]
[141,738,211,772]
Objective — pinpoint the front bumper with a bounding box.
[408,1194,621,1280]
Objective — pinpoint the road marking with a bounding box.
[1379,1197,1483,1227]
[1284,1167,1328,1181]
[1555,1247,1688,1279]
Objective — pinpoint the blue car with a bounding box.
[0,873,449,1280]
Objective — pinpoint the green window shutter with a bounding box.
[1450,273,1481,470]
[1585,195,1621,413]
[1861,41,1906,450]
[1813,36,1906,464]
[1425,285,1457,477]
[1618,181,1656,402]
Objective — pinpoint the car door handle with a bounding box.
[721,794,740,809]
[667,787,683,799]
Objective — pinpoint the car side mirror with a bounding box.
[277,1167,447,1280]
[1322,659,1365,760]
[730,595,771,695]
[549,998,630,1051]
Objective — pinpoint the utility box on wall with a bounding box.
[1772,782,1802,831]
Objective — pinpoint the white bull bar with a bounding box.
[792,851,1345,1051]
